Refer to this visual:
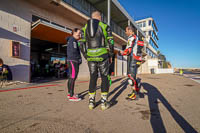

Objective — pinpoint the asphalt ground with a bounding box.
[0,74,200,133]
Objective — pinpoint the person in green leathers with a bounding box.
[79,11,114,110]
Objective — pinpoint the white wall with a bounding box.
[117,55,123,76]
[148,59,158,67]
[155,68,174,74]
[123,56,127,76]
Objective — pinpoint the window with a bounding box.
[151,31,158,43]
[149,31,152,36]
[63,0,71,4]
[139,23,142,28]
[32,15,50,23]
[149,20,151,26]
[149,38,158,51]
[81,0,90,16]
[143,21,146,27]
[146,47,156,58]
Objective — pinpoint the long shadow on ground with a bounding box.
[78,77,125,100]
[108,79,128,108]
[142,82,197,133]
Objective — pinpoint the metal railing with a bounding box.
[62,0,127,39]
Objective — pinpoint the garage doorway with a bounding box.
[30,15,72,82]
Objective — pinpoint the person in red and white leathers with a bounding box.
[119,26,144,100]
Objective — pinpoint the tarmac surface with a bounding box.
[0,74,200,133]
[183,71,200,84]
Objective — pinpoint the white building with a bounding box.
[136,17,159,73]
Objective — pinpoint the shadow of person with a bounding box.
[111,77,124,84]
[78,77,125,102]
[78,89,88,99]
[108,79,128,108]
[135,78,145,99]
[78,86,101,100]
[108,77,143,108]
[142,83,197,133]
[77,77,124,99]
[91,79,128,109]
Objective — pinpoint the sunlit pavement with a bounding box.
[0,74,200,133]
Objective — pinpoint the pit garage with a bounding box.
[30,17,72,81]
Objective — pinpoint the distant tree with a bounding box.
[157,51,171,68]
[167,62,172,68]
[157,50,160,55]
[162,61,167,68]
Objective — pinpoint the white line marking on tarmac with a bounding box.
[183,74,200,84]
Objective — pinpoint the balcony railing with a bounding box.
[62,0,127,40]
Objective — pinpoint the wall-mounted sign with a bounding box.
[11,41,20,58]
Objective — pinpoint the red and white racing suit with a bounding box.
[121,34,144,92]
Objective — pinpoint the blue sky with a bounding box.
[118,0,200,68]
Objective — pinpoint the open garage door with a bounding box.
[30,19,72,81]
[31,19,72,44]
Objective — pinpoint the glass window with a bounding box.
[81,0,90,16]
[149,31,151,36]
[149,38,158,51]
[63,0,71,4]
[143,21,146,27]
[139,23,142,27]
[149,20,151,26]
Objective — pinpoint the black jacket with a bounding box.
[66,36,82,62]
